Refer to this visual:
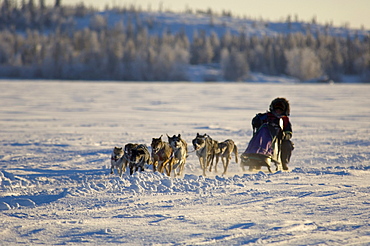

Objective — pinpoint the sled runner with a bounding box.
[240,118,283,173]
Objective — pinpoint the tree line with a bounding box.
[0,0,369,82]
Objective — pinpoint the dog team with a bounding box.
[110,133,238,177]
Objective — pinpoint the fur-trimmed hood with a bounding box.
[269,97,290,116]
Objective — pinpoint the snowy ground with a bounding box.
[1,80,370,245]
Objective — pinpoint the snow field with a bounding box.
[0,80,370,245]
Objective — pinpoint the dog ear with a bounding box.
[178,134,181,138]
[160,135,163,138]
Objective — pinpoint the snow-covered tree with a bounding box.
[190,30,213,64]
[220,29,232,50]
[285,47,323,81]
[0,29,15,64]
[209,31,220,62]
[55,0,61,8]
[89,14,107,32]
[354,54,370,75]
[221,48,249,81]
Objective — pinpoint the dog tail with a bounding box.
[234,145,238,163]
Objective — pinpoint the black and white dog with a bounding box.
[129,144,151,175]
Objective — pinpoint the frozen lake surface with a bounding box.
[1,80,369,245]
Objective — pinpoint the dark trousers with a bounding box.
[281,140,294,169]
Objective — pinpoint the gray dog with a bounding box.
[167,134,188,177]
[192,133,219,176]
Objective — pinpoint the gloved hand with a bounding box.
[283,131,292,140]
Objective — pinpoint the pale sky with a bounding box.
[60,0,369,29]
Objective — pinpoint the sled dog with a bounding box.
[122,143,139,174]
[214,139,238,175]
[110,143,139,176]
[192,133,219,176]
[206,137,220,173]
[129,144,151,175]
[110,146,125,176]
[167,134,188,177]
[151,135,174,176]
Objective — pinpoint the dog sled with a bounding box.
[240,118,284,173]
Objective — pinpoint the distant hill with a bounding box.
[88,10,369,41]
[0,2,369,82]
